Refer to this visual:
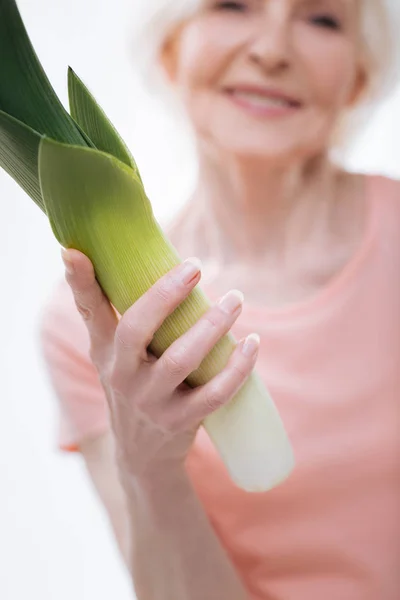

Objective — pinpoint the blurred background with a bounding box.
[0,0,399,598]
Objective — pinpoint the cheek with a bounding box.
[177,23,218,88]
[176,18,248,95]
[175,24,230,130]
[176,26,207,87]
[295,32,358,110]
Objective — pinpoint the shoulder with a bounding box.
[364,173,400,232]
[365,173,400,206]
[358,173,400,252]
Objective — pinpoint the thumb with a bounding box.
[62,248,118,372]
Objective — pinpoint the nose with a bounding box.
[248,11,292,73]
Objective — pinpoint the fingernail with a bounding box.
[242,333,260,357]
[180,257,202,284]
[61,248,74,275]
[218,289,244,315]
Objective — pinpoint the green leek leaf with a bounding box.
[0,0,85,145]
[0,109,44,211]
[68,67,140,176]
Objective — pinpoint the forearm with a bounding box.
[80,433,130,564]
[123,466,249,600]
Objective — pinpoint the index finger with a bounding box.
[114,258,202,373]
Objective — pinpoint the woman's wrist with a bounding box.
[119,460,189,500]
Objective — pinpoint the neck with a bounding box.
[187,151,343,267]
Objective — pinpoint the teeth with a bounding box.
[232,91,292,108]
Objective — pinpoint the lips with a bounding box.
[223,85,303,114]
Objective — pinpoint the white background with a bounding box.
[0,1,399,598]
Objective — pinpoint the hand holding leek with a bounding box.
[0,0,294,491]
[63,248,262,480]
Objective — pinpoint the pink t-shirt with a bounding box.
[40,174,400,599]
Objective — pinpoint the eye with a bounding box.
[214,1,247,12]
[310,14,341,30]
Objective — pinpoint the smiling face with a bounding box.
[161,0,366,163]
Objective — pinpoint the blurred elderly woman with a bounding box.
[41,1,400,599]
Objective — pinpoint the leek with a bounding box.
[0,0,294,491]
